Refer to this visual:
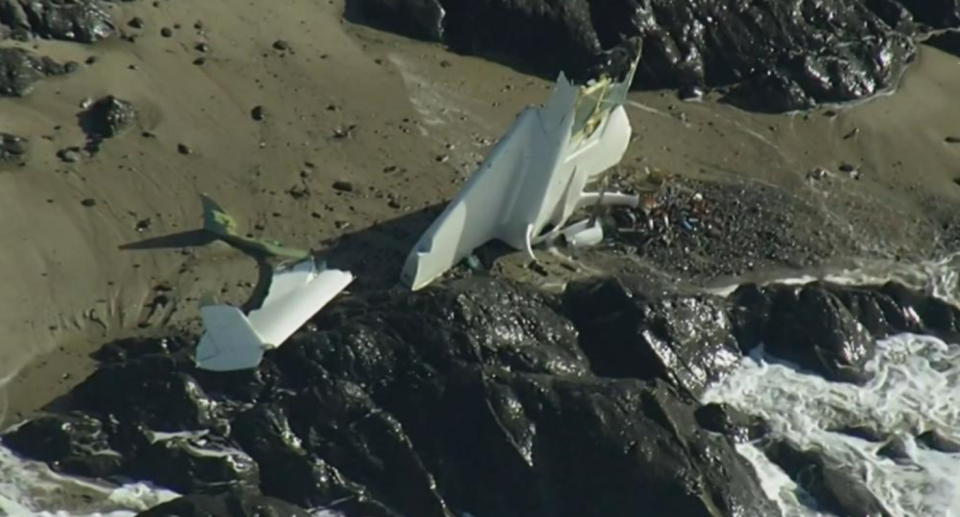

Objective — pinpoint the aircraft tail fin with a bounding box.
[195,305,265,371]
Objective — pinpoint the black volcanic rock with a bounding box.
[732,282,876,383]
[0,47,73,96]
[3,277,778,517]
[695,403,769,443]
[351,0,960,111]
[2,411,123,477]
[564,276,741,397]
[764,439,893,517]
[80,95,137,139]
[137,487,312,517]
[0,0,116,43]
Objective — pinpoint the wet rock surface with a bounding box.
[564,276,741,397]
[4,277,779,517]
[0,47,73,96]
[352,0,960,111]
[0,0,116,43]
[79,95,137,148]
[763,439,893,517]
[5,276,958,515]
[138,487,312,517]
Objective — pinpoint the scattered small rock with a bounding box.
[807,167,829,181]
[0,133,29,162]
[435,154,449,163]
[177,143,192,155]
[335,220,350,230]
[129,17,145,29]
[439,59,452,68]
[160,27,173,38]
[842,127,860,140]
[250,105,266,121]
[195,43,210,53]
[272,40,291,51]
[332,180,354,193]
[288,185,310,199]
[193,57,206,66]
[878,436,911,464]
[135,218,153,232]
[57,147,82,163]
[946,136,960,144]
[838,163,856,174]
[80,198,97,207]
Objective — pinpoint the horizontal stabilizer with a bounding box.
[195,259,354,372]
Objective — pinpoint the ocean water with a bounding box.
[1,256,959,516]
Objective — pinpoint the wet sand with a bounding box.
[1,1,959,426]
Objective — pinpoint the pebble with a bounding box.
[251,105,266,121]
[946,136,960,144]
[177,143,192,155]
[195,42,210,53]
[160,27,173,38]
[332,180,354,192]
[57,148,81,163]
[81,198,97,207]
[273,40,291,51]
[129,17,145,29]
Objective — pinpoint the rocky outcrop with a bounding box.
[3,277,778,517]
[352,0,960,111]
[6,276,959,516]
[0,47,74,97]
[564,276,741,397]
[763,439,893,517]
[0,0,116,43]
[732,283,876,384]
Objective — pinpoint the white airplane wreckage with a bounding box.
[401,47,642,290]
[191,196,354,372]
[192,47,641,371]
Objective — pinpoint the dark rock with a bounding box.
[137,486,311,517]
[332,180,354,192]
[250,105,265,121]
[177,143,192,155]
[831,424,887,442]
[229,405,397,515]
[0,132,28,162]
[80,95,137,139]
[80,197,96,207]
[695,403,769,443]
[72,356,220,432]
[564,276,742,396]
[2,412,123,478]
[877,436,912,463]
[916,429,960,453]
[9,277,778,517]
[0,48,72,97]
[195,42,210,53]
[764,439,893,517]
[133,433,260,493]
[160,26,172,38]
[733,283,875,383]
[1,0,117,43]
[352,0,949,111]
[272,39,290,51]
[128,16,144,29]
[947,135,960,144]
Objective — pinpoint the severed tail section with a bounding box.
[195,305,265,372]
